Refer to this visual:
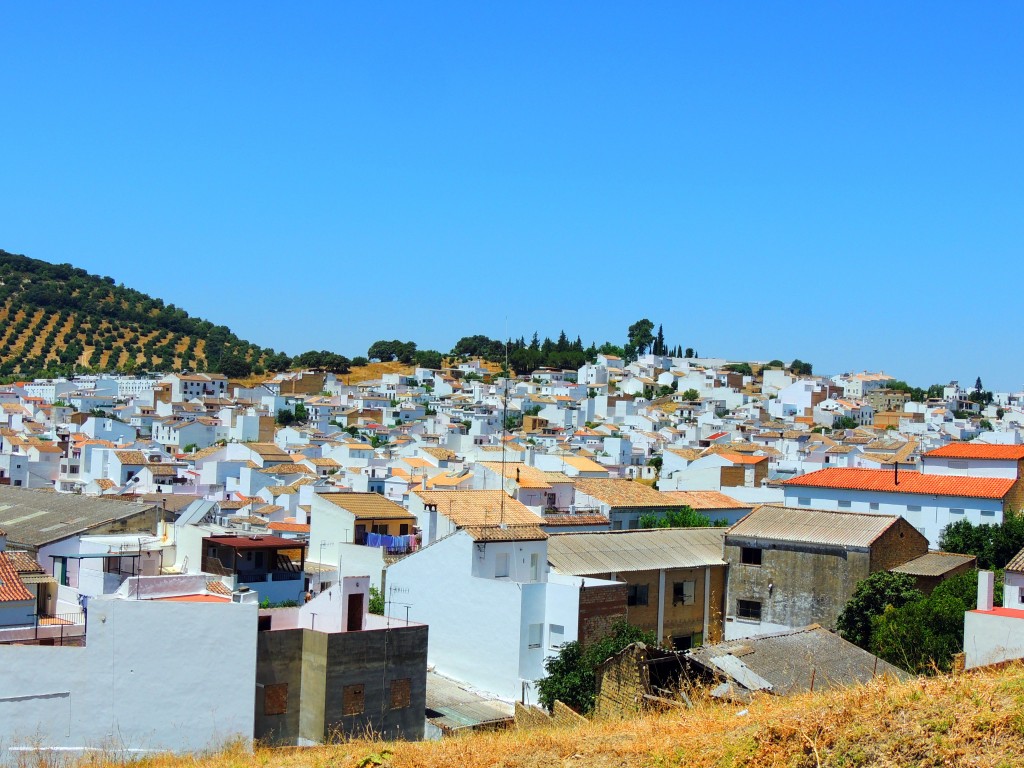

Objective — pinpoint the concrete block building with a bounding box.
[723,505,928,639]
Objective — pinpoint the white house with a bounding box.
[0,583,256,758]
[782,467,1015,547]
[384,524,615,702]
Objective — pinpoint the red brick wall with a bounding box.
[578,583,628,647]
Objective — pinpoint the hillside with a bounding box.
[78,663,1024,768]
[0,250,288,378]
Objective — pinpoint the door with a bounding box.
[347,592,364,631]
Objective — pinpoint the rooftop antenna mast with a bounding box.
[500,317,509,527]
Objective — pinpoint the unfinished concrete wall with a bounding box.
[725,540,871,632]
[322,624,428,742]
[254,628,304,745]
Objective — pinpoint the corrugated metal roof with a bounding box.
[890,551,977,577]
[727,505,899,549]
[547,528,726,575]
[0,486,156,549]
[687,625,910,695]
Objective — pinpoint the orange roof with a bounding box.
[924,444,1024,461]
[268,521,311,533]
[718,452,768,465]
[0,553,34,603]
[783,467,1015,500]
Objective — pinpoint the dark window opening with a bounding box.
[740,547,762,565]
[627,584,649,606]
[738,599,762,621]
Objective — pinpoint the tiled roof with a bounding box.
[542,514,610,526]
[560,456,610,474]
[548,528,727,575]
[4,550,43,574]
[574,479,678,509]
[661,491,753,511]
[115,450,148,465]
[422,447,457,461]
[891,551,977,577]
[268,521,311,533]
[924,444,1024,461]
[718,452,768,465]
[413,489,542,528]
[206,580,233,596]
[782,467,1015,500]
[462,525,548,542]
[0,552,34,603]
[258,463,315,475]
[318,492,415,520]
[728,505,904,549]
[479,462,552,489]
[1006,546,1024,573]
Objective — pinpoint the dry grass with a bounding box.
[50,663,1024,768]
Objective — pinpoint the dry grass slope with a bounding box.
[59,663,1024,768]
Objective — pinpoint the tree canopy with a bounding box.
[536,620,656,713]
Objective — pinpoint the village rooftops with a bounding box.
[661,491,752,510]
[318,492,414,520]
[782,467,1015,500]
[923,444,1024,461]
[478,462,570,489]
[573,478,679,508]
[547,528,726,575]
[413,489,543,528]
[729,505,906,549]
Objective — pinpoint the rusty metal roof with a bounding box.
[547,528,726,575]
[726,505,900,549]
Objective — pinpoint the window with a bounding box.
[673,580,695,606]
[869,502,879,511]
[530,553,540,581]
[549,624,564,649]
[982,509,996,517]
[798,497,810,506]
[951,508,964,516]
[389,678,411,709]
[907,505,922,512]
[527,623,542,649]
[838,500,852,508]
[627,584,649,606]
[495,553,510,578]
[741,547,762,566]
[342,684,365,716]
[737,600,762,621]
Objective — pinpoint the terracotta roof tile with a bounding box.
[0,552,34,603]
[782,467,1015,500]
[924,444,1024,461]
[413,489,542,527]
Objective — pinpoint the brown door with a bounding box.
[347,592,364,631]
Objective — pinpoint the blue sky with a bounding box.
[2,4,1021,389]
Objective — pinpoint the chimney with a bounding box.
[977,570,995,611]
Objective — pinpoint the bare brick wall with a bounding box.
[721,466,745,488]
[594,644,648,719]
[551,700,588,728]
[578,583,628,647]
[870,518,929,573]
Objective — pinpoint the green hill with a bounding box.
[0,249,290,379]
